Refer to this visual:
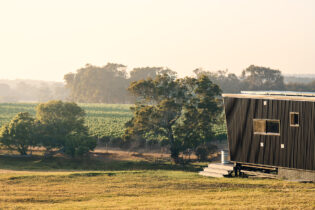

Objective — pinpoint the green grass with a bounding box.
[0,103,132,139]
[80,103,133,138]
[0,103,37,126]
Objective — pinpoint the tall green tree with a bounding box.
[175,76,222,152]
[0,112,37,155]
[124,74,221,162]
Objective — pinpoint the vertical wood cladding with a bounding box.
[224,97,315,171]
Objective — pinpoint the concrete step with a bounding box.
[207,163,234,171]
[199,171,224,178]
[203,167,231,175]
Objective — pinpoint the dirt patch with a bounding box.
[92,149,171,162]
[0,169,33,174]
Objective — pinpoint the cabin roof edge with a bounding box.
[222,93,315,102]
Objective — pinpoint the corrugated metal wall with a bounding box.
[224,97,315,171]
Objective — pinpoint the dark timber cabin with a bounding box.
[223,91,315,181]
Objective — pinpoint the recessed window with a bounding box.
[253,119,280,135]
[266,120,280,133]
[290,112,299,127]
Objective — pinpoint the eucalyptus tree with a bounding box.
[124,73,222,162]
[64,63,128,103]
[241,65,285,90]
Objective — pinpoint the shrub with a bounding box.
[36,100,96,157]
[64,134,97,158]
[205,143,218,153]
[195,145,210,161]
[109,137,123,148]
[0,112,37,155]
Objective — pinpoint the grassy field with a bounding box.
[0,103,227,139]
[0,154,314,209]
[81,103,132,138]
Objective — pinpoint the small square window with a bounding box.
[290,112,299,127]
[266,120,280,134]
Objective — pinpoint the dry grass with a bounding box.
[0,150,314,209]
[0,170,314,209]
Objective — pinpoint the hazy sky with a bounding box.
[0,0,314,81]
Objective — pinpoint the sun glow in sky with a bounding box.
[0,0,314,81]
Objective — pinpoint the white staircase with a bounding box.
[199,163,234,178]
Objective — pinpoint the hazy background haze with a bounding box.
[0,0,314,81]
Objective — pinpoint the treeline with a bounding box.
[2,64,315,103]
[64,63,175,103]
[195,66,315,93]
[0,80,67,102]
[284,75,315,84]
[64,63,315,104]
[1,73,224,162]
[7,65,315,162]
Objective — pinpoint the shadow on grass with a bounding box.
[0,155,204,172]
